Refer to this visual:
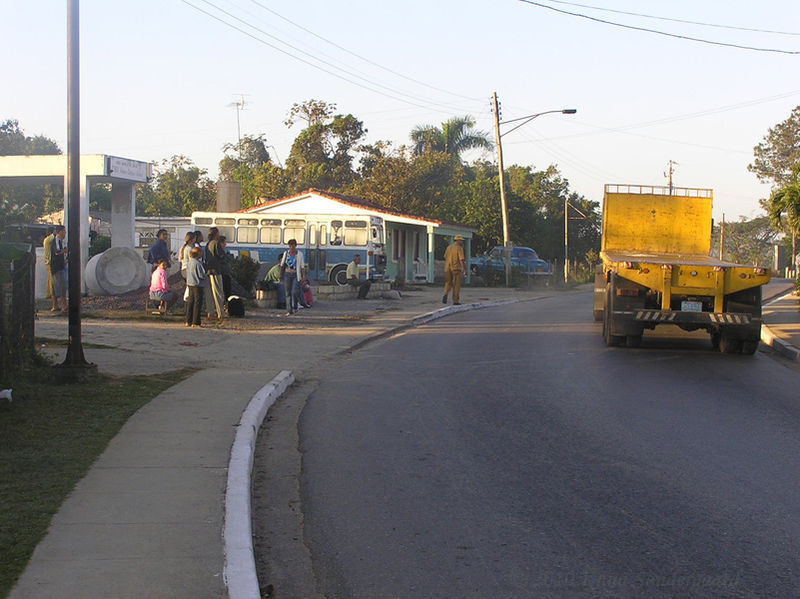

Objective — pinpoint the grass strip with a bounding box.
[0,366,196,597]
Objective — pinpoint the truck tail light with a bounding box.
[617,288,639,297]
[639,268,650,274]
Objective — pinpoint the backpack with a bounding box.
[227,295,245,317]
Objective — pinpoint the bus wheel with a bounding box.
[330,265,348,286]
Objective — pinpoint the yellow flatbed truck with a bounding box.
[593,184,770,354]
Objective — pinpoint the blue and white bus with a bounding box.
[190,211,387,285]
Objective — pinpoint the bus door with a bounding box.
[305,222,327,281]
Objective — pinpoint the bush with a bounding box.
[231,254,260,292]
[89,235,111,257]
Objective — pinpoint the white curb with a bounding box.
[224,370,295,599]
[411,299,517,326]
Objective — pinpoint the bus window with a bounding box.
[215,217,236,225]
[344,220,368,246]
[261,219,281,244]
[309,225,317,246]
[195,217,213,225]
[238,227,258,243]
[330,220,342,246]
[319,225,327,245]
[283,219,306,244]
[238,218,258,226]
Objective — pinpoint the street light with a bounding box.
[492,94,576,286]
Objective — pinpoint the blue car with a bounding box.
[470,246,552,277]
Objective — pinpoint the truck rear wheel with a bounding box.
[741,340,759,355]
[603,283,624,347]
[719,335,741,354]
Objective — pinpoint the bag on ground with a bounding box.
[227,295,245,317]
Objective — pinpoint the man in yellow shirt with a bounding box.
[443,235,466,305]
[42,226,54,299]
[346,254,372,299]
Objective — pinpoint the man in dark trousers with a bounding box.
[148,229,171,270]
[346,254,372,299]
[204,227,226,320]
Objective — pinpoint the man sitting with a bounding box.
[346,254,372,299]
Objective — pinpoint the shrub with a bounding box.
[88,235,111,257]
[232,254,260,292]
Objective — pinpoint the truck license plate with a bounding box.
[681,301,702,312]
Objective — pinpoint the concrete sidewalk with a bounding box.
[762,280,800,360]
[10,281,800,598]
[10,286,535,599]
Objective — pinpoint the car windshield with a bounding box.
[517,249,538,260]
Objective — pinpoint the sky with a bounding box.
[3,0,800,222]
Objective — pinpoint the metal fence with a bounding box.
[0,243,36,379]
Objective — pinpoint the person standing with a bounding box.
[346,254,372,299]
[443,235,466,305]
[179,231,196,280]
[148,229,171,270]
[49,225,68,312]
[42,226,54,299]
[280,238,305,315]
[185,247,206,327]
[219,235,233,306]
[204,227,225,321]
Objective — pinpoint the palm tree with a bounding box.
[410,115,492,160]
[766,162,800,274]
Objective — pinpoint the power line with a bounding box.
[517,0,800,55]
[540,0,800,37]
[190,0,477,113]
[182,0,485,118]
[245,0,485,103]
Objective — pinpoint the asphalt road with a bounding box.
[266,291,800,598]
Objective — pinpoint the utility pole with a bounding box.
[57,0,94,380]
[491,95,577,287]
[492,92,512,287]
[564,197,569,284]
[665,160,678,194]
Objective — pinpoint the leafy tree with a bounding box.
[761,161,800,264]
[0,119,60,156]
[749,106,800,187]
[0,119,62,224]
[136,155,215,216]
[219,134,272,181]
[712,215,778,266]
[764,162,800,234]
[284,99,337,129]
[410,115,492,161]
[285,111,366,191]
